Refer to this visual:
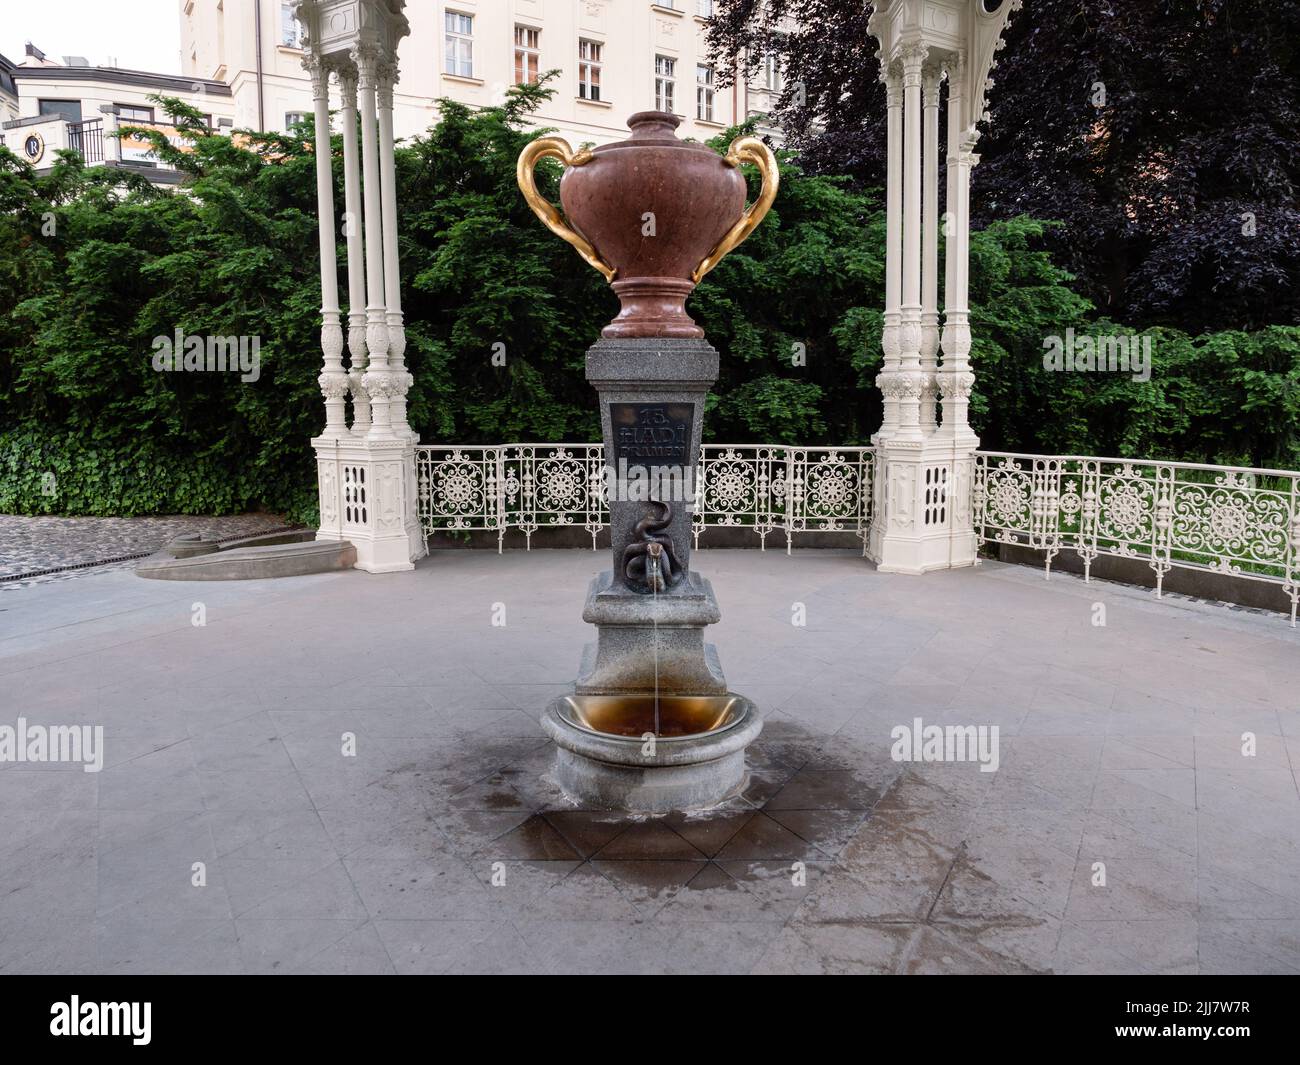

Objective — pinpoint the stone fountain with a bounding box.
[517,111,778,813]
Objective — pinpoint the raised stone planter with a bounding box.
[137,537,355,580]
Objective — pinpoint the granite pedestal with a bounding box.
[576,337,727,695]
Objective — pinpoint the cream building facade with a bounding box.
[181,0,783,143]
[1,43,232,183]
[0,55,19,124]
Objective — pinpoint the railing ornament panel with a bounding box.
[415,444,1300,625]
[416,443,874,554]
[976,452,1300,626]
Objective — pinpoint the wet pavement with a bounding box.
[1,549,1298,974]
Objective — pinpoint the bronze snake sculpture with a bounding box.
[622,499,683,593]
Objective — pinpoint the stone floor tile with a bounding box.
[4,550,1299,972]
[1198,920,1300,974]
[749,921,914,974]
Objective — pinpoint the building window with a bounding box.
[763,52,782,92]
[280,2,303,49]
[578,39,602,101]
[654,55,676,114]
[444,11,474,77]
[117,104,155,124]
[696,64,715,122]
[285,111,308,128]
[697,0,715,16]
[514,25,540,85]
[39,99,83,122]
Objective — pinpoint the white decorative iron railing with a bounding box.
[974,451,1300,625]
[414,444,874,553]
[414,444,1300,624]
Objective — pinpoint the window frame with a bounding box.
[696,64,715,122]
[763,51,783,92]
[116,103,156,124]
[38,99,83,122]
[578,38,603,101]
[513,24,540,85]
[280,1,304,49]
[654,54,676,114]
[444,10,475,78]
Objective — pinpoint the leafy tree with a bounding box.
[704,0,1300,332]
[2,76,1297,527]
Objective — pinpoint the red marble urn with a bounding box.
[517,111,778,339]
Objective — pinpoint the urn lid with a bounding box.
[593,110,715,154]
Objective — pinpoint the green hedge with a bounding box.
[1,80,1296,526]
[0,427,314,520]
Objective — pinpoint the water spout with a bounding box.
[645,542,665,595]
[622,499,681,593]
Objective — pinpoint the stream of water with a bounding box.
[650,554,661,737]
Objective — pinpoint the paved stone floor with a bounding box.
[1,548,1298,974]
[0,514,290,586]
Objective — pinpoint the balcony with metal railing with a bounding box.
[65,118,104,164]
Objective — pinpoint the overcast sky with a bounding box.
[1,0,183,74]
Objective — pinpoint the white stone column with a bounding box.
[937,54,980,569]
[377,58,424,562]
[875,68,904,443]
[338,67,370,436]
[939,56,977,446]
[296,0,419,573]
[353,44,394,441]
[305,54,346,546]
[864,0,1019,575]
[377,59,413,440]
[307,57,348,441]
[920,63,942,434]
[894,43,928,442]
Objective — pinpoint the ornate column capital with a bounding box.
[922,61,944,106]
[336,63,358,106]
[376,59,400,110]
[883,74,903,107]
[303,53,330,99]
[352,42,382,88]
[944,51,967,94]
[897,42,929,85]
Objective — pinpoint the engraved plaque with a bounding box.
[610,403,694,469]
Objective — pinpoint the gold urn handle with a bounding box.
[692,136,780,283]
[516,136,616,282]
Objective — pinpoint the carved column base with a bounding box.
[867,436,979,574]
[312,435,425,572]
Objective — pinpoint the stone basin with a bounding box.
[541,692,762,813]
